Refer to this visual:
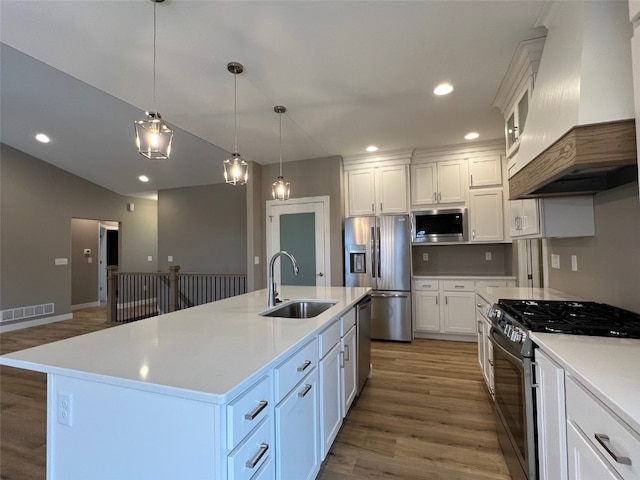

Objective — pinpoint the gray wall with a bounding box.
[0,144,158,324]
[547,182,640,312]
[71,218,99,306]
[260,155,344,287]
[412,244,513,276]
[157,183,247,273]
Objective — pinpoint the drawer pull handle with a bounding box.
[344,344,350,362]
[245,443,269,469]
[477,304,483,308]
[298,383,313,398]
[297,360,312,372]
[454,285,465,288]
[244,400,268,420]
[594,434,632,465]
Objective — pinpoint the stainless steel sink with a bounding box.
[260,300,336,319]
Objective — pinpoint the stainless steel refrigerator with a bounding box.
[345,215,412,342]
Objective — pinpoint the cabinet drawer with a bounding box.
[228,417,273,480]
[227,376,272,450]
[413,279,439,291]
[442,280,475,291]
[475,280,508,289]
[274,338,319,403]
[340,308,356,336]
[319,320,340,359]
[566,376,640,479]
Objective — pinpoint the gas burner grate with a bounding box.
[497,299,640,339]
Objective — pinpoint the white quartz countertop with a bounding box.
[531,332,640,435]
[0,286,370,404]
[475,286,584,305]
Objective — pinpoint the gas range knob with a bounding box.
[486,307,496,319]
[504,324,512,336]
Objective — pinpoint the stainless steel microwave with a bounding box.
[412,208,468,243]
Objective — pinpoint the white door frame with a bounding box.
[266,195,331,287]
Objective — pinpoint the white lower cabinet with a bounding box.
[319,341,342,460]
[476,294,493,397]
[275,368,320,480]
[442,288,476,334]
[535,349,568,480]
[341,324,357,415]
[567,422,623,480]
[414,278,514,339]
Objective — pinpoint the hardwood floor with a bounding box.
[317,340,511,480]
[0,307,115,480]
[0,309,510,480]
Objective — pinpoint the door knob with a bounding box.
[316,272,324,277]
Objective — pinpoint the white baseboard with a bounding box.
[413,332,477,343]
[72,301,100,310]
[0,313,73,333]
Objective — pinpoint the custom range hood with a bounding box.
[508,0,637,199]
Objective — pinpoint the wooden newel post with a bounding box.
[169,265,181,312]
[106,266,118,323]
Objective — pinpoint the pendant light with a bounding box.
[272,105,290,200]
[223,62,249,186]
[134,0,173,160]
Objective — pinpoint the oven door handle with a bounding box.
[488,326,523,366]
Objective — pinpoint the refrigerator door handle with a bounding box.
[376,226,381,278]
[370,226,376,278]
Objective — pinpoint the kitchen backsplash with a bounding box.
[547,181,640,313]
[412,243,513,276]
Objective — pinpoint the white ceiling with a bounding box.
[0,0,546,197]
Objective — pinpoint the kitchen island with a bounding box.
[0,286,370,480]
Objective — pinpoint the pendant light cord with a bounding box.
[234,72,238,154]
[279,111,283,176]
[152,0,157,111]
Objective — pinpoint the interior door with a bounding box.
[267,196,330,287]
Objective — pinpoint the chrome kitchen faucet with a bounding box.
[267,251,299,307]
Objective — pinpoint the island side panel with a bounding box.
[47,374,221,480]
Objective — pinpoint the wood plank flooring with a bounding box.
[317,340,511,479]
[0,309,510,480]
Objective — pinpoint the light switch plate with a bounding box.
[168,255,173,262]
[254,256,260,265]
[551,254,560,269]
[54,258,68,266]
[485,252,492,261]
[571,255,578,271]
[422,253,429,261]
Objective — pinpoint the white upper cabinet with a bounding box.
[411,159,467,207]
[492,38,544,160]
[343,150,411,217]
[469,155,503,188]
[469,188,504,242]
[508,196,595,239]
[504,80,532,158]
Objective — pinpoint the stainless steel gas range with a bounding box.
[486,299,640,480]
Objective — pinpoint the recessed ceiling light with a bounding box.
[35,133,50,143]
[433,83,454,96]
[138,175,150,183]
[366,145,379,153]
[465,132,480,140]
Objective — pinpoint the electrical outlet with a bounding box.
[422,253,429,261]
[57,392,73,427]
[485,252,492,261]
[147,255,153,262]
[168,255,173,262]
[254,256,260,265]
[551,254,560,269]
[571,255,578,272]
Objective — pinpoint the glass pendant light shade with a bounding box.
[135,0,173,159]
[223,153,248,185]
[135,111,173,159]
[272,105,290,200]
[272,176,290,200]
[224,62,248,185]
